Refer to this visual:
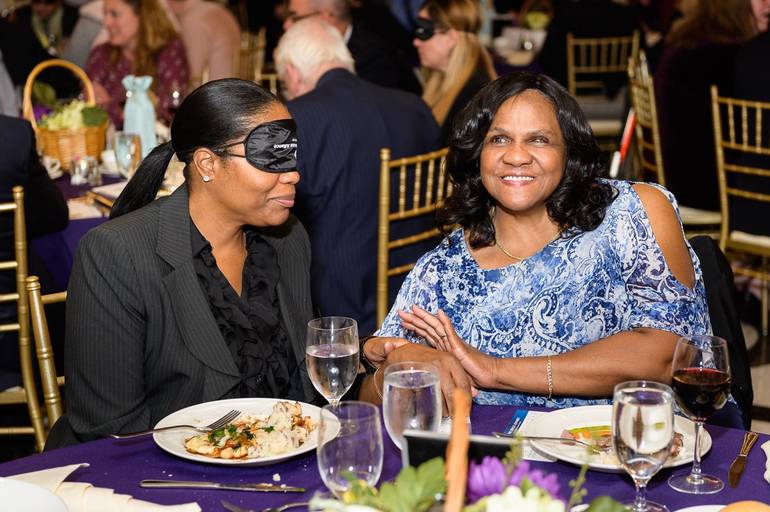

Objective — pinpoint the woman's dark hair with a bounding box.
[110,79,279,219]
[436,71,616,248]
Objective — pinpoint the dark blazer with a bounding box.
[0,116,67,390]
[347,21,422,95]
[46,185,316,449]
[654,43,738,211]
[288,68,441,336]
[0,5,80,95]
[731,31,770,235]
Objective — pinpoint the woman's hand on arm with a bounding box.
[358,334,477,415]
[399,307,499,389]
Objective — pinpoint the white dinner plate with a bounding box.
[153,397,333,466]
[0,478,68,512]
[520,405,712,473]
[673,506,724,512]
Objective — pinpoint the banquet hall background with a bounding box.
[0,0,769,478]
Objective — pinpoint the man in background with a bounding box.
[283,0,421,95]
[275,18,441,335]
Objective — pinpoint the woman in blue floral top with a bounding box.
[359,72,711,411]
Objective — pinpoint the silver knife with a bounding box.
[728,431,759,488]
[140,479,305,493]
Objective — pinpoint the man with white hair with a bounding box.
[283,0,420,94]
[275,18,441,336]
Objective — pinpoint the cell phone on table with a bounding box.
[402,429,514,468]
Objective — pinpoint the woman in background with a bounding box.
[86,0,187,126]
[414,0,497,142]
[654,0,762,211]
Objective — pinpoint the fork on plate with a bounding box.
[491,431,611,454]
[111,409,241,438]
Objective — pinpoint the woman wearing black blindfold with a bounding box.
[413,0,497,143]
[47,78,321,448]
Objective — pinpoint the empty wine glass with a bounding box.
[668,335,731,494]
[613,380,675,512]
[317,401,383,498]
[382,361,441,450]
[113,132,141,179]
[306,317,359,407]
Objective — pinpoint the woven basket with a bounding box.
[22,59,108,169]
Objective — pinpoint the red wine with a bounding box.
[672,367,730,420]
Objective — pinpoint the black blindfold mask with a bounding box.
[219,119,298,173]
[414,17,438,41]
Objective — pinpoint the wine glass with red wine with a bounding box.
[668,335,731,494]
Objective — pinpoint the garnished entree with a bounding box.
[184,401,315,459]
[561,425,685,465]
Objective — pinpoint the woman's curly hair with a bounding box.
[436,72,617,248]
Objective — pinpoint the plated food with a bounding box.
[184,401,316,460]
[521,405,711,472]
[153,397,333,466]
[561,425,684,466]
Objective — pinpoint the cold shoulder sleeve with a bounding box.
[612,183,711,338]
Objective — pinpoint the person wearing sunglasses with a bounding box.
[414,0,497,143]
[47,79,318,448]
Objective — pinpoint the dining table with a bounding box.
[0,404,768,511]
[29,174,123,290]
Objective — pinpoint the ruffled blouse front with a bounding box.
[191,222,299,399]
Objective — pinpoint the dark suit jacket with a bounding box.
[46,185,316,448]
[0,116,68,390]
[288,69,441,336]
[654,43,738,211]
[731,32,770,235]
[347,22,421,95]
[0,5,80,95]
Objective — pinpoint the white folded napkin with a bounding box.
[9,464,201,512]
[762,440,770,484]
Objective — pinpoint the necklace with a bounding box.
[495,240,526,261]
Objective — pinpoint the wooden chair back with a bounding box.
[26,276,66,431]
[567,30,639,97]
[377,148,450,326]
[627,50,666,186]
[0,186,46,451]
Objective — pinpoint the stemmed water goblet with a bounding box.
[317,401,383,498]
[305,316,359,408]
[382,361,442,450]
[613,380,675,512]
[113,132,141,179]
[668,335,731,494]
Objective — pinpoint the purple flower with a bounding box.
[466,456,508,502]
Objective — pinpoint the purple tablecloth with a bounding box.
[0,405,768,511]
[29,175,123,289]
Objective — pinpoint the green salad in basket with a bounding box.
[39,100,108,130]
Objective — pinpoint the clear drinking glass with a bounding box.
[317,401,383,498]
[613,380,675,512]
[113,132,142,179]
[382,361,441,450]
[305,317,359,407]
[668,335,731,494]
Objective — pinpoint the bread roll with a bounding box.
[721,501,770,512]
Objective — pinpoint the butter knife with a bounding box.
[728,431,759,488]
[140,479,305,493]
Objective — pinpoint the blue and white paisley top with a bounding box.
[375,180,712,408]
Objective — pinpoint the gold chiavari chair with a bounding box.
[377,148,451,326]
[257,72,281,97]
[239,28,266,82]
[567,31,639,148]
[627,51,721,236]
[26,276,65,432]
[711,85,770,335]
[0,186,46,451]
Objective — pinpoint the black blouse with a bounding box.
[190,221,302,399]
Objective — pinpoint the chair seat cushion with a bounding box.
[679,206,721,225]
